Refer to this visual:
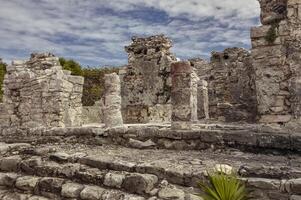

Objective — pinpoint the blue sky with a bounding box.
[0,0,260,67]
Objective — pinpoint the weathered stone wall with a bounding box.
[121,35,176,123]
[192,48,257,122]
[0,53,84,128]
[82,100,103,124]
[259,0,288,25]
[251,0,301,124]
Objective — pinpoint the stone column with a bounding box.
[197,80,209,120]
[171,61,197,130]
[103,73,123,128]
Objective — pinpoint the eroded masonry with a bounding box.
[0,1,301,200]
[0,53,84,129]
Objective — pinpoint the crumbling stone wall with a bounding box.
[259,0,288,25]
[121,35,176,123]
[192,48,257,122]
[0,53,84,128]
[251,0,301,124]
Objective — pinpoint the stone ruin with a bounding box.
[191,48,257,122]
[0,53,84,129]
[102,73,123,128]
[252,0,301,124]
[120,35,176,123]
[0,1,301,200]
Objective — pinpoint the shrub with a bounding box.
[198,170,250,200]
[265,23,279,44]
[0,62,7,102]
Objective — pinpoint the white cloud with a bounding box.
[0,0,260,66]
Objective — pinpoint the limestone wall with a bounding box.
[121,35,176,123]
[192,48,257,122]
[251,0,301,124]
[0,53,84,128]
[82,101,103,124]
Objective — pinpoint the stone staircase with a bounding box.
[0,140,301,200]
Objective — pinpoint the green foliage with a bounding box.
[59,57,83,76]
[82,67,119,106]
[265,23,279,44]
[59,57,120,106]
[198,171,250,200]
[0,62,6,102]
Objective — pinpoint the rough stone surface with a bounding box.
[171,61,198,129]
[15,176,40,191]
[121,35,176,123]
[252,0,301,124]
[102,73,123,128]
[0,53,84,129]
[193,48,257,122]
[82,101,103,124]
[61,182,84,198]
[80,185,105,200]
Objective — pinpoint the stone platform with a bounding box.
[0,124,301,199]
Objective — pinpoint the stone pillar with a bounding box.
[197,80,209,120]
[103,73,123,128]
[171,61,197,130]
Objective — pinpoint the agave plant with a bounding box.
[198,170,250,200]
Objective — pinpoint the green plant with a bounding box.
[59,57,83,76]
[0,62,7,102]
[264,23,279,44]
[198,171,250,200]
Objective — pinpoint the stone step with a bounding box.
[0,172,149,200]
[0,189,50,200]
[1,142,301,200]
[9,143,301,186]
[0,157,159,197]
[1,124,301,155]
[0,155,202,200]
[0,172,201,200]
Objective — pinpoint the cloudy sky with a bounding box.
[0,0,261,67]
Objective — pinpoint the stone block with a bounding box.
[103,173,125,188]
[122,173,158,194]
[61,182,84,198]
[80,185,105,200]
[15,176,40,191]
[0,155,22,171]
